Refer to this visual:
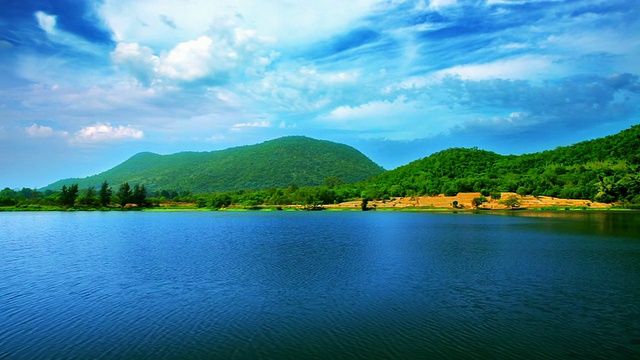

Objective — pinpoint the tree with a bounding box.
[472,196,487,208]
[79,186,98,207]
[99,181,112,207]
[444,187,458,197]
[20,187,36,201]
[132,183,148,207]
[209,193,232,209]
[361,198,369,211]
[286,184,299,194]
[323,176,344,189]
[501,195,520,209]
[0,187,17,206]
[60,184,79,208]
[117,182,132,207]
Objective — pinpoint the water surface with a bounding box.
[1,211,639,359]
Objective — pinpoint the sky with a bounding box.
[1,0,639,189]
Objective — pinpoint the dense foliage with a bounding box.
[0,180,148,210]
[358,124,640,205]
[43,136,385,193]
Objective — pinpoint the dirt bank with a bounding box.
[324,192,612,210]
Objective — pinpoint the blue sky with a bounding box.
[1,0,639,189]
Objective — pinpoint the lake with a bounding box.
[1,211,639,359]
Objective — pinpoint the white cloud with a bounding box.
[320,96,455,140]
[33,11,103,55]
[25,124,68,138]
[230,121,271,131]
[112,25,277,85]
[205,134,226,142]
[35,11,57,34]
[99,0,379,48]
[278,121,296,129]
[435,56,553,81]
[501,43,528,50]
[73,123,144,143]
[487,0,562,4]
[328,97,410,121]
[240,66,361,112]
[429,0,457,10]
[453,111,539,135]
[111,42,159,85]
[158,36,216,81]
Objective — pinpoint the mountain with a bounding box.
[44,136,385,193]
[362,124,640,203]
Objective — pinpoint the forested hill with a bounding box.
[362,124,640,203]
[44,136,385,193]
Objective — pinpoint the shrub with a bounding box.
[501,195,520,208]
[472,196,487,208]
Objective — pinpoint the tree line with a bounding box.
[2,158,640,211]
[0,181,149,209]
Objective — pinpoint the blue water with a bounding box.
[1,211,639,359]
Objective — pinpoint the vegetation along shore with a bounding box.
[1,125,639,212]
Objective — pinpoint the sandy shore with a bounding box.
[324,192,612,210]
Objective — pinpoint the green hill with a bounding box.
[44,136,385,193]
[361,124,640,203]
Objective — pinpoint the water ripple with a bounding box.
[0,212,639,359]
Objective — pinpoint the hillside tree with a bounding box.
[117,182,132,207]
[132,183,148,207]
[99,181,112,207]
[60,184,79,207]
[79,186,98,207]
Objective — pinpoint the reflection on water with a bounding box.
[0,211,639,359]
[499,210,640,238]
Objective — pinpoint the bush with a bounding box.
[0,197,16,206]
[444,188,458,196]
[501,195,520,208]
[472,196,487,207]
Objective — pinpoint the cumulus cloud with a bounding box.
[111,42,159,86]
[111,24,277,86]
[158,36,224,81]
[25,124,68,138]
[73,123,144,143]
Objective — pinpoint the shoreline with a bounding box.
[0,192,621,213]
